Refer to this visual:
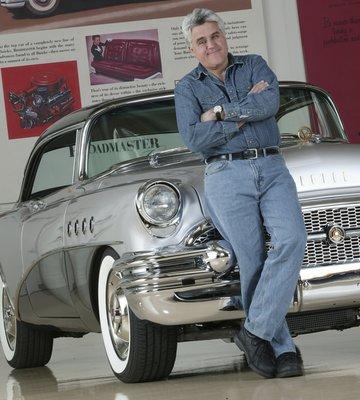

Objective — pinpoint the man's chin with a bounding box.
[205,55,227,68]
[205,62,228,71]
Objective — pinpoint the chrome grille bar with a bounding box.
[303,205,360,234]
[303,236,360,268]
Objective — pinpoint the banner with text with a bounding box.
[0,0,268,204]
[297,0,360,144]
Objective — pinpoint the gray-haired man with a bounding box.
[174,8,307,378]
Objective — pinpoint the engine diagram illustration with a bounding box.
[1,60,81,139]
[8,72,74,129]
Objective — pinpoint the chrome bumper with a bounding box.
[113,245,360,325]
[0,0,25,8]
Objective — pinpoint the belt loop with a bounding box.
[228,153,233,161]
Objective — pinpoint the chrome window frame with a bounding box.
[279,82,348,141]
[19,123,84,203]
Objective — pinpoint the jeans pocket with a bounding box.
[205,160,228,176]
[271,153,285,163]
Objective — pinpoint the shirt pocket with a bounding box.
[198,92,227,111]
[236,81,252,99]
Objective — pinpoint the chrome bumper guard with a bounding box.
[113,244,360,325]
[0,0,25,8]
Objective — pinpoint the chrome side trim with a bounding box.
[0,262,6,285]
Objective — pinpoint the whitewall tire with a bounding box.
[98,248,178,383]
[26,0,60,16]
[0,278,53,368]
[0,280,16,362]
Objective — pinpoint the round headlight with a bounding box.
[137,183,181,226]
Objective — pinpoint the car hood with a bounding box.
[283,142,360,195]
[187,142,360,217]
[102,142,360,220]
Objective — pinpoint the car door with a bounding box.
[20,128,80,318]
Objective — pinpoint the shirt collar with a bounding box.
[195,53,244,80]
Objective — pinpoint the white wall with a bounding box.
[263,0,306,81]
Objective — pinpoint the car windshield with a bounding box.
[86,87,347,177]
[87,98,185,177]
[277,87,347,143]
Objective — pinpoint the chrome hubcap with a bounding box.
[2,289,16,351]
[107,272,129,360]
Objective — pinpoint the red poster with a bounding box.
[1,60,82,140]
[297,0,360,143]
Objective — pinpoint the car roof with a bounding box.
[37,89,175,143]
[36,82,326,145]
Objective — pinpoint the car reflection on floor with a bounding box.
[2,330,360,400]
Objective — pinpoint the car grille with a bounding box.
[302,204,360,267]
[188,204,360,268]
[303,205,360,234]
[303,236,360,267]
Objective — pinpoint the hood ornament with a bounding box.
[297,126,313,142]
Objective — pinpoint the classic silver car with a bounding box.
[0,0,59,16]
[0,83,359,383]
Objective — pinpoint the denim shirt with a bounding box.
[174,54,281,159]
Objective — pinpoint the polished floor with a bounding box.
[1,328,360,400]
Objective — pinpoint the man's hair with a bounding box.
[181,8,226,46]
[92,35,100,41]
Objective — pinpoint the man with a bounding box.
[91,35,108,61]
[174,8,307,378]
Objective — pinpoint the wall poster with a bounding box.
[297,0,360,144]
[0,0,268,206]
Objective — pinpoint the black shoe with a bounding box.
[234,326,276,378]
[276,346,304,378]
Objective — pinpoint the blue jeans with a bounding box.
[204,153,307,357]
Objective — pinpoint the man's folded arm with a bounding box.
[222,55,280,123]
[174,87,239,153]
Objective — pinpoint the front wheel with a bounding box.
[26,0,60,16]
[0,279,53,368]
[98,249,178,383]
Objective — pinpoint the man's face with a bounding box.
[94,37,101,45]
[189,21,228,71]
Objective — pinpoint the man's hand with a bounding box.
[201,108,245,130]
[200,108,216,122]
[249,80,269,94]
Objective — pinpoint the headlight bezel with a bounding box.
[136,180,182,228]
